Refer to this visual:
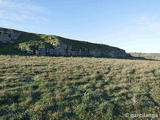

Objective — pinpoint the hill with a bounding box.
[0,27,130,58]
[0,55,160,119]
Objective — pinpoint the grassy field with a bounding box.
[0,55,160,119]
[130,53,160,60]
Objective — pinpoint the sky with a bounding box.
[0,0,160,53]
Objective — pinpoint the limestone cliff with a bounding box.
[0,28,22,43]
[0,27,130,58]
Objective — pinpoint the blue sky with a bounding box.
[0,0,160,53]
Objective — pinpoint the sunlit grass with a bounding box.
[0,55,160,119]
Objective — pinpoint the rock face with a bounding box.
[0,27,130,58]
[0,28,21,43]
[23,42,128,58]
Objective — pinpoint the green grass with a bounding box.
[57,36,121,51]
[15,32,58,51]
[0,55,160,119]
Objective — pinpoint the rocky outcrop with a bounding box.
[0,28,21,43]
[0,27,130,58]
[24,42,129,58]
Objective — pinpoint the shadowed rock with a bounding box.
[0,28,21,43]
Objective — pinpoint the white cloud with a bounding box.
[0,0,49,23]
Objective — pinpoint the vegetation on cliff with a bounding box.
[0,27,129,57]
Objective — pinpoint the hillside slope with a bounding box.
[0,27,130,58]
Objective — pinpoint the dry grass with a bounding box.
[0,55,160,119]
